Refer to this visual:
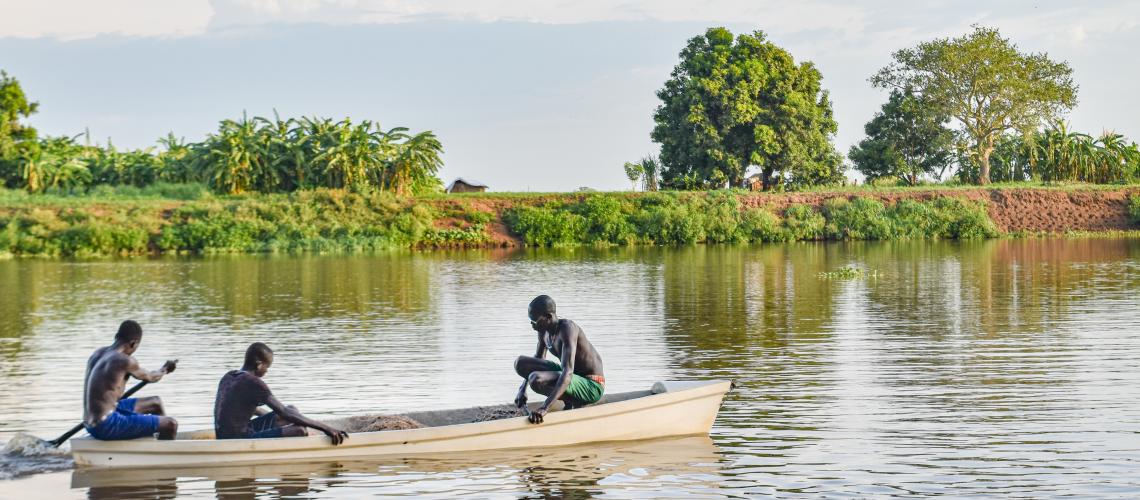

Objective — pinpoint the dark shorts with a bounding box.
[85,398,160,441]
[218,412,285,440]
[540,360,605,405]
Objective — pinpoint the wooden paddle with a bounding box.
[48,380,149,448]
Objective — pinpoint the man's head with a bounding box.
[114,320,143,354]
[528,295,557,332]
[243,342,274,377]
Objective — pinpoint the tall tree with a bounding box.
[872,25,1077,184]
[849,89,955,185]
[0,71,40,187]
[652,28,842,191]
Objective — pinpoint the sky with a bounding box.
[1,1,1138,191]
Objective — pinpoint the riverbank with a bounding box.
[1,184,1138,257]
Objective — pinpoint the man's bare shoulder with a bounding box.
[558,319,584,337]
[91,348,131,371]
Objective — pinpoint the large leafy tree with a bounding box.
[872,25,1077,184]
[849,89,955,185]
[651,28,842,191]
[0,71,40,187]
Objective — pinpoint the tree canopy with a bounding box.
[0,70,39,166]
[651,28,843,191]
[872,25,1077,184]
[848,89,955,185]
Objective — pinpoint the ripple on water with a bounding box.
[1,240,1140,498]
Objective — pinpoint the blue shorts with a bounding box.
[85,398,161,441]
[217,412,285,440]
[246,412,285,439]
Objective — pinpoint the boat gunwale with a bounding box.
[70,380,730,459]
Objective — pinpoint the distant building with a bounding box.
[446,178,489,193]
[745,174,764,191]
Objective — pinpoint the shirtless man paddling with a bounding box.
[513,295,605,424]
[83,320,179,440]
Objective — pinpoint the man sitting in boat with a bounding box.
[513,295,605,424]
[213,342,348,444]
[83,320,179,440]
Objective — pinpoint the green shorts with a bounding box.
[541,360,605,405]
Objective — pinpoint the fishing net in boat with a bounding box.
[332,415,425,433]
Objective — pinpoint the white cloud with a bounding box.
[209,0,866,32]
[0,0,213,40]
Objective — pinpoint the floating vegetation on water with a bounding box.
[818,267,880,279]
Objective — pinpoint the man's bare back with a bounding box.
[81,320,178,440]
[83,346,132,427]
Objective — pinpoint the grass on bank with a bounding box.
[3,185,1139,258]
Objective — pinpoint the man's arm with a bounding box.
[126,357,176,383]
[515,336,548,408]
[533,326,577,421]
[264,394,348,445]
[533,337,547,359]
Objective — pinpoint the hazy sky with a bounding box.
[2,1,1138,190]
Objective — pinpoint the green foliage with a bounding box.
[0,190,1008,256]
[986,121,1140,184]
[783,204,826,240]
[0,71,39,172]
[738,207,787,243]
[503,206,587,247]
[622,162,643,191]
[0,189,458,257]
[1129,195,1140,225]
[639,154,660,192]
[873,25,1077,184]
[702,192,742,243]
[823,198,894,240]
[576,195,636,245]
[849,89,955,185]
[0,70,445,195]
[652,28,843,191]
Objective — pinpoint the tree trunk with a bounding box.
[976,137,995,185]
[761,169,774,191]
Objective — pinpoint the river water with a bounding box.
[1,239,1139,498]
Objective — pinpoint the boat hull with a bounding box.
[71,380,731,469]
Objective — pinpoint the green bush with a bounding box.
[576,195,636,245]
[635,203,706,244]
[703,192,743,243]
[1129,195,1140,224]
[783,204,825,240]
[464,210,494,225]
[931,197,999,239]
[739,207,788,242]
[888,199,948,238]
[504,206,586,247]
[0,190,1009,257]
[823,197,894,240]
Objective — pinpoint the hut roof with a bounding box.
[446,177,489,190]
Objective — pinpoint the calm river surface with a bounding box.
[2,239,1139,498]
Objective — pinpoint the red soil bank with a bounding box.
[738,188,1140,234]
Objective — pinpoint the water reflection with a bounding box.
[70,437,722,499]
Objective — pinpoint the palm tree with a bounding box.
[640,154,660,191]
[388,130,442,196]
[205,114,262,194]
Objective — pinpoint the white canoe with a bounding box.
[71,380,732,469]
